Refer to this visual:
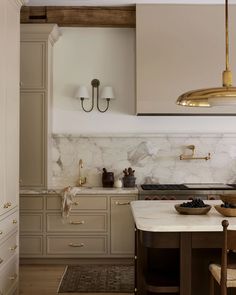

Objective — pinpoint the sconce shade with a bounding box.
[75,85,90,99]
[100,86,115,100]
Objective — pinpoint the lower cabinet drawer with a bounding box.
[47,213,107,232]
[0,232,18,267]
[0,257,18,295]
[20,236,43,256]
[0,211,18,242]
[46,236,107,255]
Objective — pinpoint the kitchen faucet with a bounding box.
[77,159,86,187]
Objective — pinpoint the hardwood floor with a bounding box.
[19,264,132,295]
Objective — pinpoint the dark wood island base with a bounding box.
[135,229,236,295]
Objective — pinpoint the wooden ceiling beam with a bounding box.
[20,6,136,27]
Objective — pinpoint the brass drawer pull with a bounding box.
[69,220,85,225]
[10,245,17,251]
[68,242,84,247]
[13,219,17,224]
[115,201,130,205]
[0,258,3,264]
[9,274,17,281]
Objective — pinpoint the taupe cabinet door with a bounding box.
[110,196,135,255]
[20,92,46,187]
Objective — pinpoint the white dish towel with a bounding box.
[61,186,81,218]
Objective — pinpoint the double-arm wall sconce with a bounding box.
[75,79,115,113]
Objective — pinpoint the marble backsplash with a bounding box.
[51,133,236,188]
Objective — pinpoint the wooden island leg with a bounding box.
[180,233,192,295]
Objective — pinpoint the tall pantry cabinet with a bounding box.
[0,0,23,294]
[20,24,61,189]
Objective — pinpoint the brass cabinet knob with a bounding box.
[9,274,17,281]
[10,245,17,251]
[12,220,17,224]
[0,231,3,235]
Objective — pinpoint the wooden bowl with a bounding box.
[220,195,236,205]
[215,205,236,217]
[175,204,211,215]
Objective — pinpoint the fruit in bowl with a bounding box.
[180,198,208,208]
[175,199,211,215]
[220,195,236,206]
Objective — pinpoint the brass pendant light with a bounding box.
[176,0,236,107]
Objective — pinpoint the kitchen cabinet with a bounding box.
[20,193,137,260]
[20,24,61,189]
[0,0,23,293]
[110,196,136,255]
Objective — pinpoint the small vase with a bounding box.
[123,175,136,188]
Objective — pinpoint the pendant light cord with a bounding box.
[225,0,229,71]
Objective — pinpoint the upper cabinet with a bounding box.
[136,4,236,115]
[20,24,61,189]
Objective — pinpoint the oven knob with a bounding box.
[153,197,160,200]
[161,197,167,200]
[170,197,177,200]
[188,197,194,200]
[145,197,151,200]
[209,197,215,200]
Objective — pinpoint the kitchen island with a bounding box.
[131,200,236,295]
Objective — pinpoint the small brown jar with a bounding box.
[102,168,114,188]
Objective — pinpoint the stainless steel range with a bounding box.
[138,183,236,200]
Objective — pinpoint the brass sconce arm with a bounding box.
[81,96,94,112]
[179,145,211,161]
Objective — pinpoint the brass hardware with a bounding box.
[7,202,12,207]
[13,219,17,224]
[77,159,87,187]
[115,201,130,205]
[0,231,3,235]
[134,288,138,292]
[68,242,84,247]
[4,203,9,208]
[69,220,85,225]
[134,255,138,260]
[0,258,3,264]
[176,0,236,107]
[72,201,79,206]
[9,274,17,281]
[10,245,17,251]
[179,145,211,161]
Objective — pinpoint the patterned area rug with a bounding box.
[57,264,134,293]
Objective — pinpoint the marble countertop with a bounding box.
[20,186,138,195]
[131,200,236,232]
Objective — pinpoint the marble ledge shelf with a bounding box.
[52,132,236,138]
[20,187,138,195]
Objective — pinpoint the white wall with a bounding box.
[53,27,236,134]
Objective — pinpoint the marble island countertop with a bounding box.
[131,200,236,232]
[20,186,138,195]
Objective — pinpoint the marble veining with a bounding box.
[51,133,236,188]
